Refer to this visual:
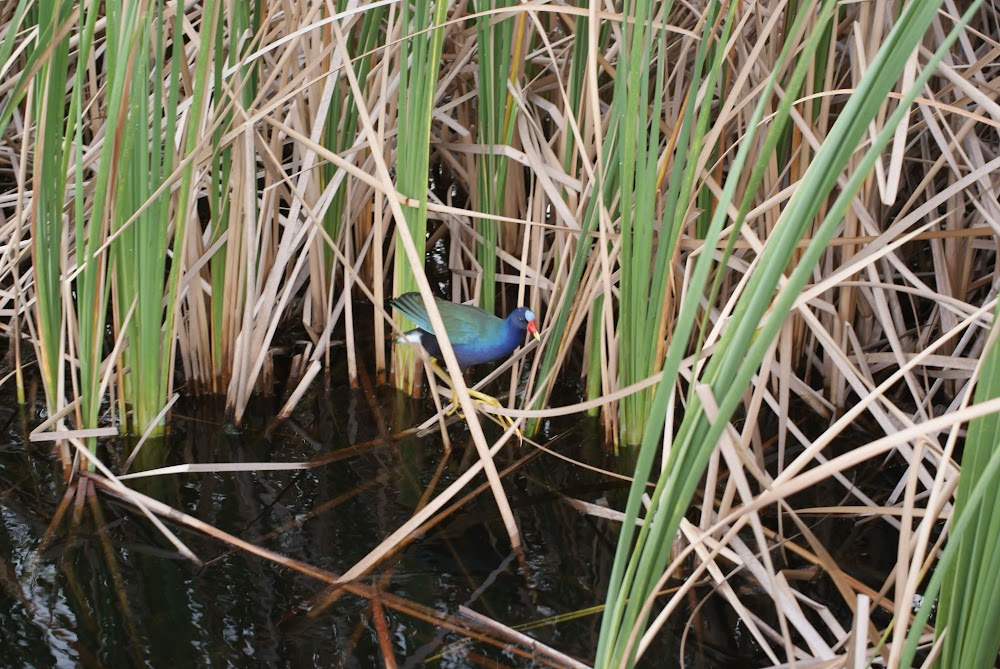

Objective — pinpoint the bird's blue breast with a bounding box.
[417,321,523,368]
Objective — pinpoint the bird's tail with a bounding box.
[386,293,427,324]
[394,330,423,345]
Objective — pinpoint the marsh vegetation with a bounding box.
[1,0,999,666]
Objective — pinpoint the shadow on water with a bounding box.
[0,340,900,668]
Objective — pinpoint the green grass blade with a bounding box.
[391,0,450,392]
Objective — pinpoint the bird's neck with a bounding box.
[500,317,522,343]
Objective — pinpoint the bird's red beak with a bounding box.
[527,320,540,341]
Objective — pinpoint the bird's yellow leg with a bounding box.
[426,359,461,415]
[465,388,518,435]
[426,359,520,439]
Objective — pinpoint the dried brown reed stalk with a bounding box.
[1,0,999,666]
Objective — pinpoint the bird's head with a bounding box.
[510,307,540,341]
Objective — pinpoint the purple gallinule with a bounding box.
[388,292,539,368]
[389,292,540,427]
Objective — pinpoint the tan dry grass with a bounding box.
[1,0,998,666]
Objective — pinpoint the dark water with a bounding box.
[0,358,897,668]
[0,368,614,668]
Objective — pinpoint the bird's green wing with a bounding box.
[433,297,504,340]
[390,293,503,340]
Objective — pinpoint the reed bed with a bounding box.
[1,0,999,666]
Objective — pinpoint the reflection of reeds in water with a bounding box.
[2,0,1000,665]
